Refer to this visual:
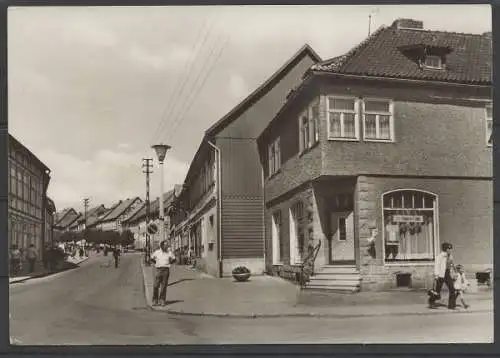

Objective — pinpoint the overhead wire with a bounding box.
[150,11,216,144]
[166,35,230,142]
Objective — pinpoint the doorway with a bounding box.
[329,211,355,264]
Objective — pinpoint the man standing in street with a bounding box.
[151,241,176,306]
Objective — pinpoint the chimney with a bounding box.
[392,18,424,30]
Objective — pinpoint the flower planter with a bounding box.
[233,273,251,282]
[232,266,251,282]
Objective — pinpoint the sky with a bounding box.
[8,4,491,213]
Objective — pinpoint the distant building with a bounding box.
[94,197,143,232]
[8,135,52,259]
[122,188,180,250]
[257,19,492,291]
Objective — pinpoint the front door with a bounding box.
[330,211,355,264]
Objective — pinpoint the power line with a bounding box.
[167,36,230,142]
[150,12,216,144]
[142,158,153,266]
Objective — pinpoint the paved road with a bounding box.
[9,253,493,345]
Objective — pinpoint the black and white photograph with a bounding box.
[7,4,493,345]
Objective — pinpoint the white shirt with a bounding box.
[434,252,453,278]
[454,272,469,291]
[151,249,175,268]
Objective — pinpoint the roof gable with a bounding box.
[311,21,492,85]
[100,197,142,222]
[205,44,321,137]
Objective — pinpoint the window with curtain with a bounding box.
[383,190,437,262]
[363,99,394,141]
[327,96,359,140]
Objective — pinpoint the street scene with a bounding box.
[8,4,493,345]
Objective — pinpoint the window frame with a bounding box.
[272,210,284,265]
[486,104,493,147]
[381,189,439,266]
[362,97,395,142]
[267,137,281,177]
[326,95,360,141]
[423,55,444,70]
[298,99,320,153]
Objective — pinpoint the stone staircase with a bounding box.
[304,265,361,293]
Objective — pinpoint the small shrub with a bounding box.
[232,266,250,275]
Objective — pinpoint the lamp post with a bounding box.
[152,144,171,249]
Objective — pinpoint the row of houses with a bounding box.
[8,134,56,260]
[167,18,493,292]
[53,186,183,251]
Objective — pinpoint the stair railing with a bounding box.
[298,240,322,289]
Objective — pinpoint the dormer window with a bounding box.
[423,55,443,69]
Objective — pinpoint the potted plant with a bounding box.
[232,266,251,282]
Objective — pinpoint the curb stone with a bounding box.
[147,307,492,319]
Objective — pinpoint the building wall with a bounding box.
[319,80,492,178]
[213,53,319,262]
[264,183,324,281]
[261,78,492,203]
[8,141,48,259]
[356,175,493,291]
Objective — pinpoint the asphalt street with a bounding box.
[9,253,493,345]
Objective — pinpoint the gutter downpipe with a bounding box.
[206,140,223,278]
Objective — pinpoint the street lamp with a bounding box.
[152,143,171,251]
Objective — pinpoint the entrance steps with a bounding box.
[304,265,361,293]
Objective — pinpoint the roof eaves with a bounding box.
[258,73,316,143]
[9,134,51,173]
[205,43,322,137]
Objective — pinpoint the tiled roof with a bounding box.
[55,208,77,226]
[124,190,176,224]
[310,21,492,85]
[56,211,80,229]
[100,197,141,222]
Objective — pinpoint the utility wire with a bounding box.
[167,35,230,142]
[150,13,216,144]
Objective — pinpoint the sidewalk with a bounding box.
[9,254,93,284]
[140,263,493,318]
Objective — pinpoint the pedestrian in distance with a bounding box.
[10,244,22,276]
[26,244,38,273]
[151,241,176,306]
[112,246,120,268]
[428,242,457,309]
[454,264,470,309]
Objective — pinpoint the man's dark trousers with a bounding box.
[153,267,170,303]
[431,268,457,309]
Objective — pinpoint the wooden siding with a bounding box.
[221,197,264,258]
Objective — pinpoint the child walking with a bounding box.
[454,264,470,309]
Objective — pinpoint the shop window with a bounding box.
[383,190,437,263]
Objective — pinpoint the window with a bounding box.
[272,211,284,264]
[299,100,320,152]
[363,99,394,141]
[327,96,359,140]
[486,104,493,146]
[291,201,305,263]
[338,217,347,241]
[267,137,281,177]
[423,55,444,69]
[383,190,437,263]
